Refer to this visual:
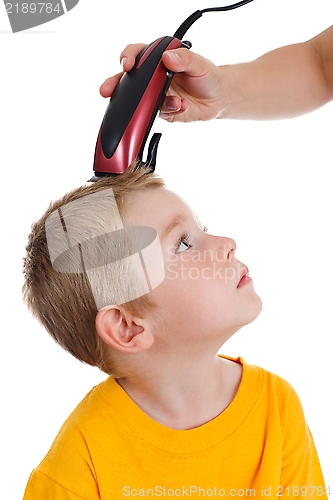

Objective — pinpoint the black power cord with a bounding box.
[173,0,254,40]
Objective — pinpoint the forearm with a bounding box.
[218,27,333,120]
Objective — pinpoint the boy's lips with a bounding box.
[237,267,252,288]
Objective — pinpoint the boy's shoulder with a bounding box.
[221,354,306,420]
[221,354,299,391]
[58,376,118,432]
[27,377,116,498]
[228,355,310,452]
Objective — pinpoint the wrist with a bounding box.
[215,65,233,119]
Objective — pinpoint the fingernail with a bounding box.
[166,102,178,111]
[121,57,127,71]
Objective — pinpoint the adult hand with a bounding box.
[100,26,333,122]
[99,44,225,123]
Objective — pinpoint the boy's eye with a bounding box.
[176,233,192,253]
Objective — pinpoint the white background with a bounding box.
[1,0,332,497]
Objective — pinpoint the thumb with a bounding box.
[162,48,210,77]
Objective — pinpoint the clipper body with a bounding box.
[93,36,189,177]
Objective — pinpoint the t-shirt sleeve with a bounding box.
[278,379,328,498]
[23,470,93,500]
[280,432,328,498]
[22,421,100,500]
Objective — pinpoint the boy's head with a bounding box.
[23,163,165,376]
[23,163,262,378]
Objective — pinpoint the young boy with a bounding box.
[23,162,327,499]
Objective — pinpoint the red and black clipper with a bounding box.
[91,37,190,180]
[91,1,254,180]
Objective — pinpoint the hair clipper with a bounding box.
[91,1,254,180]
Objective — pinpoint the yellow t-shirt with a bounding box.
[23,357,328,499]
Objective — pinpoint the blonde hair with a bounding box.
[23,163,164,376]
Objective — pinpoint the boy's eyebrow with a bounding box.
[162,215,186,240]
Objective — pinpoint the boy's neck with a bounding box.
[116,353,242,430]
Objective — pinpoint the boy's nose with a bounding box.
[216,236,236,261]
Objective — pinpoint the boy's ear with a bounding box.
[95,306,154,353]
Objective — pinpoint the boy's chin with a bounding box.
[242,293,263,326]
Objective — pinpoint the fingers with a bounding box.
[99,72,123,97]
[119,43,147,72]
[159,95,188,116]
[99,44,211,124]
[100,43,147,97]
[159,96,190,122]
[163,96,182,112]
